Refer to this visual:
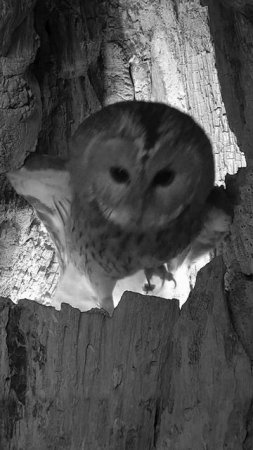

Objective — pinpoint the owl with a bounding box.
[7,101,232,315]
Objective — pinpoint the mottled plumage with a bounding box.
[7,101,232,314]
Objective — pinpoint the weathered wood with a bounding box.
[0,259,252,449]
[1,0,253,448]
[0,0,246,303]
[156,258,253,450]
[0,293,179,449]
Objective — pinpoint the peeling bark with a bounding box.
[156,258,252,450]
[0,0,253,448]
[0,293,179,449]
[0,260,252,449]
[0,0,246,301]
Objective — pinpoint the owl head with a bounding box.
[69,101,214,231]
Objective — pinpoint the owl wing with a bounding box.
[144,185,233,290]
[185,185,233,264]
[7,154,72,268]
[7,154,112,313]
[165,186,233,277]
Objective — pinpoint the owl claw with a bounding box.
[144,266,177,292]
[164,271,177,288]
[143,281,156,294]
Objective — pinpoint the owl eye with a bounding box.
[152,169,175,187]
[110,166,130,184]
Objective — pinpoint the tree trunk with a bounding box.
[0,0,252,448]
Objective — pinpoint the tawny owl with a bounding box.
[7,101,232,314]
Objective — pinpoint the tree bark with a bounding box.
[0,0,253,448]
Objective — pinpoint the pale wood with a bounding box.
[0,259,252,449]
[0,293,179,449]
[0,0,253,448]
[0,0,246,302]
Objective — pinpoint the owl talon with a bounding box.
[164,271,177,288]
[143,282,156,294]
[144,265,177,291]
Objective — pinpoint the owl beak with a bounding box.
[109,206,142,229]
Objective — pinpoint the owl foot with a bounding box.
[163,270,177,288]
[143,280,156,293]
[144,266,177,293]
